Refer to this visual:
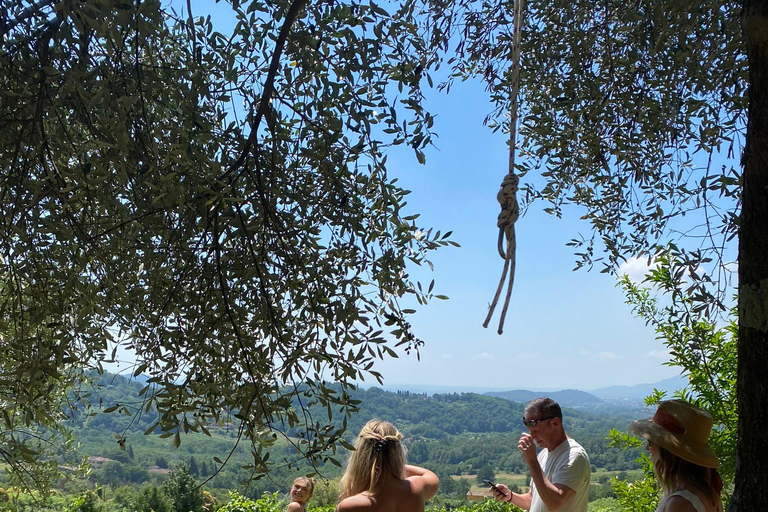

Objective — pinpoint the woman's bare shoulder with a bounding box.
[287,502,305,512]
[287,502,306,512]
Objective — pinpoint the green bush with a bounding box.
[66,491,102,512]
[307,505,336,512]
[134,486,172,512]
[163,464,204,512]
[588,498,622,512]
[309,480,340,508]
[427,497,523,512]
[218,492,284,512]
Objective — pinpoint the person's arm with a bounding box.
[526,460,575,511]
[518,434,575,512]
[405,464,440,500]
[492,483,532,511]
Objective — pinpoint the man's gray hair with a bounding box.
[525,397,563,420]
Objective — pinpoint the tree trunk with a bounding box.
[732,0,768,510]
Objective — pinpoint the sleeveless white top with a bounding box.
[656,489,707,512]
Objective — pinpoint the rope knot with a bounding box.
[496,173,520,229]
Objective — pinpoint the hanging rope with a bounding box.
[483,0,525,335]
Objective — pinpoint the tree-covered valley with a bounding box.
[0,372,646,511]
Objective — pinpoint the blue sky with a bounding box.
[175,1,724,393]
[367,78,682,392]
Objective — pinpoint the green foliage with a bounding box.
[134,486,172,512]
[0,490,73,512]
[216,492,258,512]
[607,430,659,512]
[310,480,340,508]
[429,497,523,512]
[476,465,495,484]
[65,491,102,512]
[218,492,282,512]
[163,465,203,512]
[620,262,738,498]
[610,476,658,512]
[588,498,622,512]
[0,0,455,490]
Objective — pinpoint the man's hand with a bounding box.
[490,483,511,502]
[518,433,537,465]
[491,482,532,510]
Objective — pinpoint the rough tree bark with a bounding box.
[733,0,768,509]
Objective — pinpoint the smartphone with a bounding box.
[483,480,506,498]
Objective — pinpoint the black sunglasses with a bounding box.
[522,416,556,428]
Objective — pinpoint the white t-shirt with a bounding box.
[529,438,590,512]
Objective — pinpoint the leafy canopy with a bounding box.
[0,0,454,486]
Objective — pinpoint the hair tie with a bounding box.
[373,439,387,453]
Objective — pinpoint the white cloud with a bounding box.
[472,352,493,360]
[597,351,620,360]
[619,256,659,283]
[440,353,453,359]
[646,349,670,360]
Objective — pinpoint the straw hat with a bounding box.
[627,400,719,468]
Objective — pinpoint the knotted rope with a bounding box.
[483,0,525,335]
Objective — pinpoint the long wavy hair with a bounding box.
[653,444,721,509]
[339,420,406,499]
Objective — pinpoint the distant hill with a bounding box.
[481,375,689,411]
[590,375,688,400]
[484,389,604,408]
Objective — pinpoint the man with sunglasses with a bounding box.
[490,398,590,512]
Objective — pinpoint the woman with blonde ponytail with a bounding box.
[337,420,439,512]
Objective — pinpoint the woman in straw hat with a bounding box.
[628,400,723,512]
[337,420,439,512]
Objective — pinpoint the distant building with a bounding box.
[466,491,496,502]
[148,466,171,475]
[87,456,114,469]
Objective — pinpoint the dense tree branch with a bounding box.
[222,0,309,181]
